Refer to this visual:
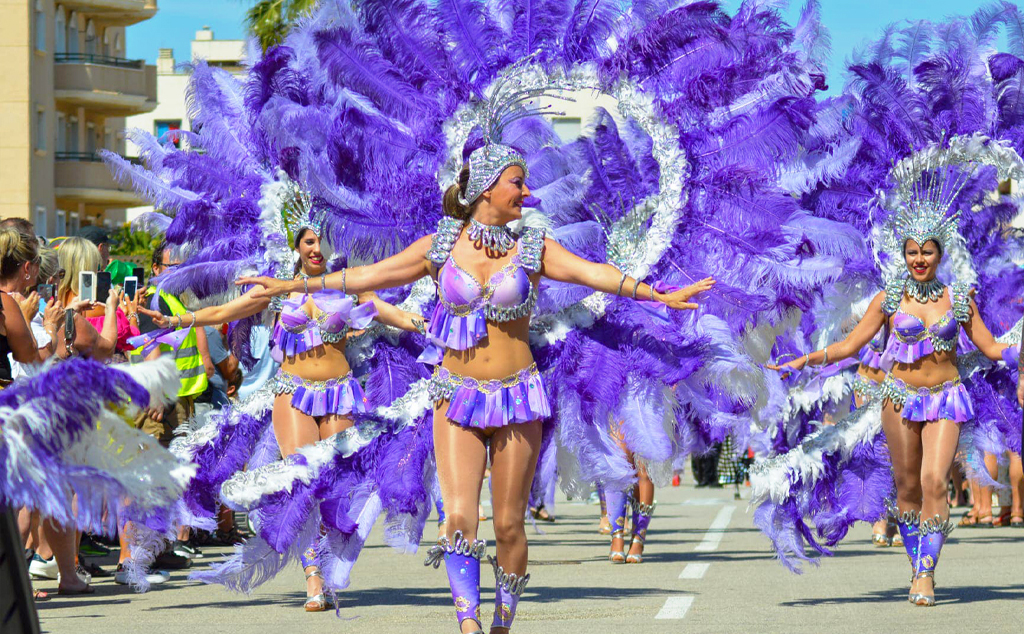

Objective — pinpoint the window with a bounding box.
[56,210,67,236]
[85,20,97,56]
[34,0,46,52]
[56,113,66,152]
[113,33,121,55]
[67,12,79,55]
[86,122,97,154]
[69,212,81,235]
[35,207,48,238]
[552,117,582,142]
[35,108,46,152]
[155,120,183,147]
[68,117,79,153]
[55,7,66,54]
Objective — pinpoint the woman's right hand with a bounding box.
[137,306,171,329]
[236,276,291,299]
[41,298,63,336]
[766,356,807,373]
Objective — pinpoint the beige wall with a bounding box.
[1,1,155,237]
[0,0,32,223]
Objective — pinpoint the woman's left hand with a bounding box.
[659,277,716,310]
[1017,374,1023,408]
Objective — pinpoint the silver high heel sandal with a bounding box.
[909,571,936,607]
[609,529,626,563]
[304,570,334,612]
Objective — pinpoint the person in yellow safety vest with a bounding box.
[129,241,214,444]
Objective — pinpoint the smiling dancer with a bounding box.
[140,190,427,610]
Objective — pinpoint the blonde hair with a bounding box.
[37,246,59,282]
[57,236,101,300]
[0,228,39,280]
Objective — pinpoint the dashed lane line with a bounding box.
[694,505,735,552]
[679,562,710,579]
[655,596,695,619]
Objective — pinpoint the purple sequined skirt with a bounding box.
[428,363,550,428]
[271,369,369,417]
[880,375,974,423]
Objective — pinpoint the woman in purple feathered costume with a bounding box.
[139,204,428,610]
[754,7,1024,606]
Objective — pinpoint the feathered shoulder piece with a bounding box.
[426,217,464,267]
[881,277,908,315]
[519,226,546,274]
[950,281,973,323]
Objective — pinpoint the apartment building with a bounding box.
[1,0,158,238]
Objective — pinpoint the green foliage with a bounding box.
[244,0,319,51]
[109,223,161,256]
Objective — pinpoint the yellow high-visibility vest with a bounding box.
[128,288,207,398]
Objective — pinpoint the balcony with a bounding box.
[57,1,157,26]
[55,152,145,207]
[54,54,157,116]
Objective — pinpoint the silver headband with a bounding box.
[458,144,529,206]
[885,157,976,253]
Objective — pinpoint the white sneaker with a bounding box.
[28,555,59,580]
[114,564,170,585]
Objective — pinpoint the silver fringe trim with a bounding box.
[632,501,656,517]
[905,278,945,303]
[467,218,517,254]
[488,555,530,596]
[920,515,955,536]
[423,529,487,568]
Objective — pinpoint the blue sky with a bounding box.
[129,0,1010,93]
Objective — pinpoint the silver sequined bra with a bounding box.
[425,217,545,352]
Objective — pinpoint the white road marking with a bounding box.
[679,563,710,579]
[695,505,735,552]
[655,596,694,619]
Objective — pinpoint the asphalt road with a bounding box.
[32,478,1023,634]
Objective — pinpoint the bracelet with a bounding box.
[341,269,347,294]
[321,272,327,292]
[188,311,197,328]
[649,285,656,301]
[412,318,426,335]
[303,276,309,294]
[172,315,181,328]
[616,272,627,297]
[127,312,138,321]
[631,281,639,300]
[822,346,829,366]
[804,353,810,367]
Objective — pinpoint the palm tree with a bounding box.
[244,0,319,51]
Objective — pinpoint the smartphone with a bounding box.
[123,276,138,300]
[64,308,76,351]
[95,271,112,303]
[133,266,145,283]
[38,283,55,302]
[79,271,96,302]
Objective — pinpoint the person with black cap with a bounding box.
[76,225,134,285]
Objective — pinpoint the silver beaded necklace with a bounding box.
[467,217,517,255]
[905,277,945,303]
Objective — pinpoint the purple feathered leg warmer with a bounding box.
[605,489,629,539]
[631,500,655,544]
[916,515,954,579]
[489,555,530,631]
[424,530,487,628]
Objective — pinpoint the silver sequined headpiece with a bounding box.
[885,155,976,253]
[457,57,571,206]
[282,180,326,240]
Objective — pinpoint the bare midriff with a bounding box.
[440,309,536,380]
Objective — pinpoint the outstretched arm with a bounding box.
[963,297,1013,362]
[139,287,271,329]
[357,292,425,333]
[539,238,715,310]
[238,236,434,299]
[773,291,888,371]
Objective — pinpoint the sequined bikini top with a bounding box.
[425,217,545,351]
[271,289,377,362]
[881,278,973,365]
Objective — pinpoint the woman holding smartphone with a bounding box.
[56,236,138,360]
